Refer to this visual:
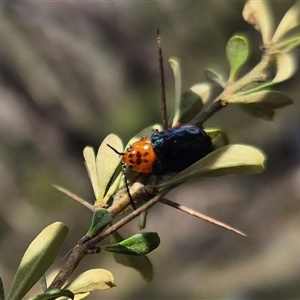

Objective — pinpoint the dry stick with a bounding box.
[53,185,95,212]
[159,198,246,237]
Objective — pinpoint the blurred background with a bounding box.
[1,1,300,299]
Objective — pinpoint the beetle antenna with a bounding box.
[107,144,136,210]
[107,144,125,156]
[157,29,168,130]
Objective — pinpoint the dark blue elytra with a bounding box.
[150,124,212,175]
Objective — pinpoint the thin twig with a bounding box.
[53,185,95,212]
[159,197,246,237]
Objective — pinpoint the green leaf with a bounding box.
[242,0,274,43]
[64,269,116,294]
[226,35,249,81]
[85,208,113,238]
[96,134,123,204]
[228,90,293,109]
[273,0,300,42]
[110,231,153,282]
[104,232,160,256]
[205,69,226,87]
[156,144,265,191]
[205,128,229,150]
[169,57,182,127]
[29,289,74,300]
[7,222,69,300]
[0,277,4,300]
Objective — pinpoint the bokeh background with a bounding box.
[1,1,300,299]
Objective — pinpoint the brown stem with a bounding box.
[47,184,159,290]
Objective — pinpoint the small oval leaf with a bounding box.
[110,231,153,282]
[157,145,265,191]
[226,35,249,81]
[104,232,160,256]
[64,269,116,294]
[85,208,113,238]
[7,222,69,300]
[29,289,74,300]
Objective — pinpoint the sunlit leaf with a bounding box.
[7,222,69,300]
[111,231,153,282]
[64,269,116,294]
[104,232,160,256]
[83,147,98,199]
[169,57,182,127]
[29,289,74,300]
[273,0,300,42]
[97,135,123,199]
[272,52,297,83]
[85,208,113,238]
[228,90,293,109]
[190,82,212,105]
[226,35,249,81]
[243,0,274,43]
[95,134,123,206]
[156,144,265,191]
